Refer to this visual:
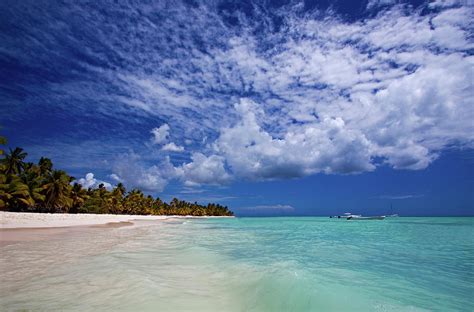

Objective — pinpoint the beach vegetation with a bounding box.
[0,143,233,216]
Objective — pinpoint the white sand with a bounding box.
[0,211,188,229]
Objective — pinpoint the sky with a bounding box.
[0,0,473,216]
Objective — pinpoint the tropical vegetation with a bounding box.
[0,137,233,216]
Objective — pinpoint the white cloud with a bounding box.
[8,1,472,190]
[109,173,122,182]
[111,153,177,192]
[123,0,473,185]
[150,124,170,145]
[179,187,205,194]
[367,0,397,10]
[240,204,295,211]
[214,99,375,180]
[76,173,112,190]
[374,194,424,200]
[178,153,232,186]
[429,0,472,8]
[162,142,184,152]
[125,3,473,184]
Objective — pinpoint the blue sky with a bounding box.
[1,0,473,216]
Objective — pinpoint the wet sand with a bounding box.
[0,221,134,247]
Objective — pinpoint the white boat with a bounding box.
[347,215,385,220]
[330,212,362,219]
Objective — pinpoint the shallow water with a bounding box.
[0,217,473,311]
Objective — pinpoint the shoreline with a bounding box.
[0,211,234,230]
[0,211,233,247]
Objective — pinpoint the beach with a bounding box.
[0,212,175,247]
[0,212,231,247]
[0,211,192,229]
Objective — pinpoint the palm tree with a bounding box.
[69,183,89,213]
[0,135,6,156]
[38,157,53,176]
[3,175,44,211]
[97,183,113,214]
[115,183,126,196]
[144,195,154,214]
[43,170,73,212]
[19,164,45,211]
[0,170,10,209]
[123,189,145,214]
[109,183,126,214]
[2,147,27,176]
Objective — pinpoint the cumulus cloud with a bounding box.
[177,153,232,186]
[76,173,112,190]
[111,153,177,192]
[109,173,122,182]
[151,124,170,145]
[214,99,375,180]
[162,142,184,152]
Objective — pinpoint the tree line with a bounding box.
[0,137,233,216]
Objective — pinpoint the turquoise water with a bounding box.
[1,217,473,311]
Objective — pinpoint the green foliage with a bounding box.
[0,141,233,216]
[3,147,27,176]
[0,135,6,156]
[43,170,74,213]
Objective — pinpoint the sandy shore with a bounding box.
[0,211,200,229]
[0,212,233,246]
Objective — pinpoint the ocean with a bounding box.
[1,217,473,311]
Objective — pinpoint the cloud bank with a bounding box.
[1,1,473,192]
